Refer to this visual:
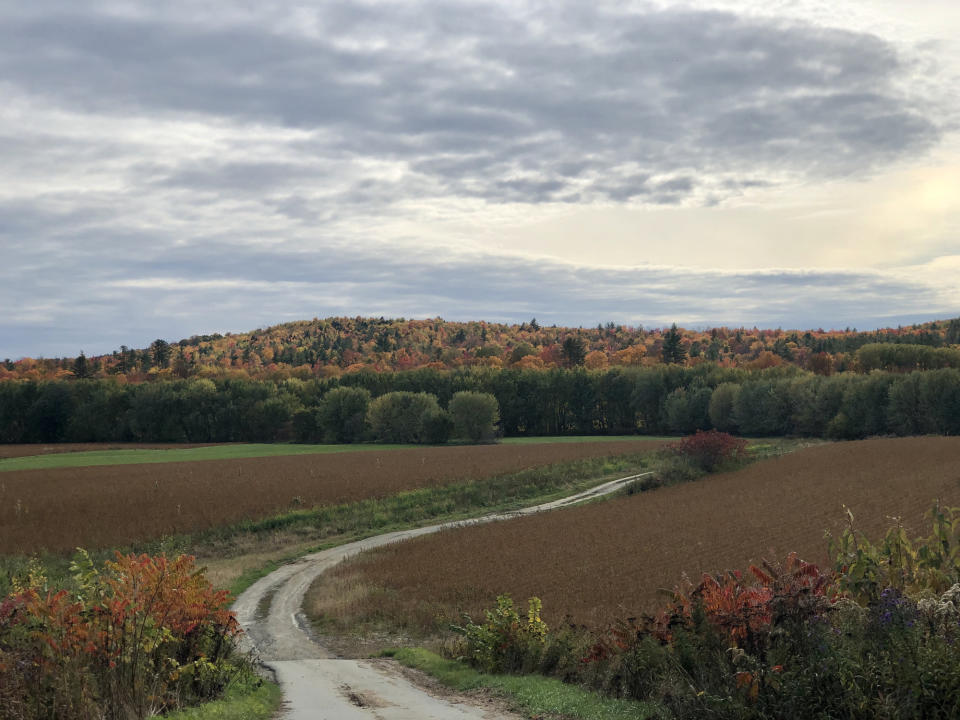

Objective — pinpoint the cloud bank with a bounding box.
[0,0,953,357]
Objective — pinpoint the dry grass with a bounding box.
[0,440,660,554]
[320,436,960,630]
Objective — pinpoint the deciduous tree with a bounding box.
[449,391,500,443]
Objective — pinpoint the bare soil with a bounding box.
[325,436,960,628]
[0,440,659,554]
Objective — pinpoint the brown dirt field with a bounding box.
[326,436,960,628]
[0,440,659,554]
[0,443,224,459]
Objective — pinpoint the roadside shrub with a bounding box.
[654,455,705,486]
[827,501,960,603]
[317,386,371,443]
[367,391,443,444]
[625,474,663,494]
[666,430,747,472]
[0,551,243,720]
[453,595,548,674]
[448,391,500,443]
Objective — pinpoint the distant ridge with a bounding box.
[2,315,958,381]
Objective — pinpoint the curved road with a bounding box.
[234,472,651,719]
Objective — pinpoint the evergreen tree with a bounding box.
[115,345,129,374]
[561,335,587,367]
[661,324,687,364]
[151,339,171,368]
[947,319,960,345]
[71,351,92,379]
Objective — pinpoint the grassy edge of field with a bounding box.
[384,647,666,720]
[161,675,283,720]
[0,436,663,472]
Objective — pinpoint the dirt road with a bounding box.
[233,472,650,719]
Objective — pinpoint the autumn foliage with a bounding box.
[2,315,957,382]
[0,552,242,720]
[665,429,748,471]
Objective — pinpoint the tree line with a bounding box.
[4,316,959,382]
[0,364,958,444]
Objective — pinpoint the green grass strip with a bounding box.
[0,442,415,472]
[387,648,665,720]
[500,436,669,445]
[0,436,662,472]
[161,676,282,720]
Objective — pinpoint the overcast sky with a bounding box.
[1,0,958,359]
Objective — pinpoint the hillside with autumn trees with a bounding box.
[2,315,960,445]
[3,316,960,382]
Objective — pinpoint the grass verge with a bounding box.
[386,648,665,720]
[500,436,672,445]
[161,674,282,720]
[0,436,662,472]
[0,442,414,471]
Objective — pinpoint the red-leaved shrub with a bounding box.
[667,429,747,471]
[0,552,242,720]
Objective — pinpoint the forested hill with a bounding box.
[4,316,960,382]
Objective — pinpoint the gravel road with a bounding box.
[233,472,651,719]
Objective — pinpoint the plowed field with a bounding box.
[329,437,960,626]
[0,440,658,554]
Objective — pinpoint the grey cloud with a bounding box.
[0,1,953,358]
[0,2,943,208]
[0,218,948,358]
[151,161,323,194]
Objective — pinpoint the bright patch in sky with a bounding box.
[0,0,957,358]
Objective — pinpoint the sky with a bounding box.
[1,0,958,359]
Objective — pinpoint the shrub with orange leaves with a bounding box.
[0,551,243,720]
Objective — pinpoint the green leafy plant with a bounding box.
[453,595,548,674]
[827,501,960,603]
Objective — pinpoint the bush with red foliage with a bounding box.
[0,552,243,720]
[666,429,748,471]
